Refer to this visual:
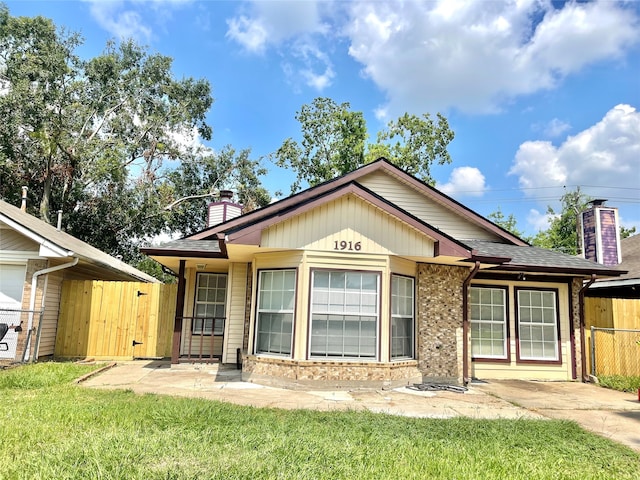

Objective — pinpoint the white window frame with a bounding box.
[469,286,508,360]
[391,275,414,360]
[516,289,560,362]
[309,270,380,360]
[254,269,296,356]
[193,273,227,335]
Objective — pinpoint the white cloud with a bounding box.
[527,208,555,232]
[532,118,572,138]
[226,15,269,54]
[86,0,192,42]
[510,104,640,188]
[344,0,639,115]
[438,166,487,197]
[226,1,326,52]
[88,1,153,42]
[509,104,640,226]
[226,1,334,90]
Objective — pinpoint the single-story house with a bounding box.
[143,159,623,388]
[0,197,157,362]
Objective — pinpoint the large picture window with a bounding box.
[255,269,296,356]
[310,270,379,359]
[470,286,507,359]
[517,289,559,361]
[391,275,414,359]
[193,273,227,335]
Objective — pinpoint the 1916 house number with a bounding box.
[333,240,362,251]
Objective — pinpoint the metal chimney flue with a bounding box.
[20,186,28,211]
[56,210,63,231]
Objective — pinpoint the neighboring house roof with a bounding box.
[142,158,625,279]
[589,234,640,290]
[0,199,158,283]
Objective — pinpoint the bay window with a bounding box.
[310,270,379,359]
[255,269,296,355]
[391,275,414,359]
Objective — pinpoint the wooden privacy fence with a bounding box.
[55,280,177,360]
[590,327,640,376]
[584,297,640,377]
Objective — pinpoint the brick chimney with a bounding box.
[207,190,242,227]
[580,199,621,266]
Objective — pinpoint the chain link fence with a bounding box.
[590,327,640,377]
[0,309,43,363]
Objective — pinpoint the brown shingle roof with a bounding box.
[0,199,157,282]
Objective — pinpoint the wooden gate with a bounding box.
[55,280,177,360]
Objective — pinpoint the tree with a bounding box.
[487,207,526,239]
[273,97,366,192]
[531,188,591,255]
[0,6,238,267]
[273,97,454,192]
[163,145,271,236]
[370,112,454,182]
[620,226,636,239]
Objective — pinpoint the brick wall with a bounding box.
[242,355,422,390]
[416,263,468,384]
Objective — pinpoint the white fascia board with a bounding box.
[589,278,640,289]
[0,250,40,262]
[0,214,73,258]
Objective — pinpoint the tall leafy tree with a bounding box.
[273,97,366,192]
[370,112,454,182]
[0,6,246,269]
[487,207,526,240]
[273,97,454,192]
[531,188,591,255]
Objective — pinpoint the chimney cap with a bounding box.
[589,199,607,207]
[219,190,233,201]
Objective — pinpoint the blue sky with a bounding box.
[7,0,640,236]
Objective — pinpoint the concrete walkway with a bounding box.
[473,379,640,453]
[79,361,640,452]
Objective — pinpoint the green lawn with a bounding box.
[597,375,640,393]
[0,363,638,479]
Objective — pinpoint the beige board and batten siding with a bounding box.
[469,279,573,381]
[0,226,39,254]
[36,269,64,356]
[261,194,435,257]
[223,262,248,364]
[358,170,503,241]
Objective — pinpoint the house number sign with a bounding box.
[333,240,362,251]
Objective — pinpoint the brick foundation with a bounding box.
[242,355,422,390]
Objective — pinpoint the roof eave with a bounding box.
[486,264,626,277]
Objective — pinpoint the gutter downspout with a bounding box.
[23,257,79,362]
[462,261,481,385]
[579,274,597,382]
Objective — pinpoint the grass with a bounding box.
[1,363,638,479]
[597,375,640,393]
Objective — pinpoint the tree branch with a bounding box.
[163,191,218,211]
